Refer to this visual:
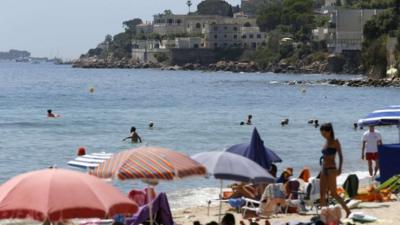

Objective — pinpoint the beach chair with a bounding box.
[376,174,400,193]
[125,192,175,225]
[241,183,287,218]
[302,178,321,214]
[128,188,157,207]
[285,180,308,214]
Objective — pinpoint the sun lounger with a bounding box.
[377,174,400,192]
[241,183,287,218]
[67,152,113,170]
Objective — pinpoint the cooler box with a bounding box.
[378,144,400,182]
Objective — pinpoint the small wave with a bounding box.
[0,121,63,128]
[169,187,220,210]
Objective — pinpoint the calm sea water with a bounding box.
[0,61,399,209]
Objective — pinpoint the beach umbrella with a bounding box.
[90,146,206,225]
[191,151,275,221]
[0,168,138,223]
[226,127,282,170]
[90,147,206,180]
[358,105,400,142]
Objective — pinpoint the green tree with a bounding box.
[110,32,133,59]
[363,9,398,40]
[281,0,315,39]
[256,0,283,32]
[164,9,173,15]
[122,18,143,33]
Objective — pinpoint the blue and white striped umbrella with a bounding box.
[358,105,400,127]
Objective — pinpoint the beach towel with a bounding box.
[125,192,175,225]
[349,212,377,223]
[308,178,320,201]
[342,174,359,198]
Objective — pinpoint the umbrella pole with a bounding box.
[218,179,223,223]
[148,184,154,225]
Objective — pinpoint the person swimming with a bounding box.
[246,115,253,125]
[47,109,60,118]
[148,121,154,129]
[123,127,142,143]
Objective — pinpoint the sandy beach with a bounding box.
[172,201,400,225]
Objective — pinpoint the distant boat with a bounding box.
[15,57,30,63]
[31,61,40,64]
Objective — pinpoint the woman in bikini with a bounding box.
[319,123,351,217]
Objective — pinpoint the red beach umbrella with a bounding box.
[90,146,206,181]
[0,168,138,222]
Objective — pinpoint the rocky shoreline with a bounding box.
[282,78,400,87]
[72,57,399,88]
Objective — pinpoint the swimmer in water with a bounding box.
[47,109,60,118]
[246,115,253,125]
[123,127,142,143]
[149,121,154,129]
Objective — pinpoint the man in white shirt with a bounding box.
[362,126,383,176]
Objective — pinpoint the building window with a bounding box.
[214,26,218,31]
[233,35,237,39]
[224,43,228,47]
[224,26,227,30]
[167,19,173,24]
[252,42,257,48]
[177,19,182,24]
[194,44,199,48]
[257,34,261,39]
[242,35,247,39]
[214,35,218,39]
[196,23,201,29]
[224,34,227,38]
[233,27,238,31]
[214,43,218,48]
[249,34,254,39]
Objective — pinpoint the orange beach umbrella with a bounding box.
[0,168,138,222]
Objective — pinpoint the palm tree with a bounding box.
[187,0,192,14]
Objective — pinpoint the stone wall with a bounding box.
[131,49,170,64]
[170,49,217,65]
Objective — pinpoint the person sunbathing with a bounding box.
[230,182,258,199]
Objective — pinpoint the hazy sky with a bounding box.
[0,0,241,59]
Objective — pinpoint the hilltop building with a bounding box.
[313,8,383,53]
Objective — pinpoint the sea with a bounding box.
[0,61,399,209]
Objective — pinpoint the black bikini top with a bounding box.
[322,147,337,156]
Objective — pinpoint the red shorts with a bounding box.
[366,152,379,161]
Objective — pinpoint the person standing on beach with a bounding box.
[123,127,142,143]
[319,123,351,217]
[362,126,382,177]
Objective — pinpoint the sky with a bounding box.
[0,0,241,59]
